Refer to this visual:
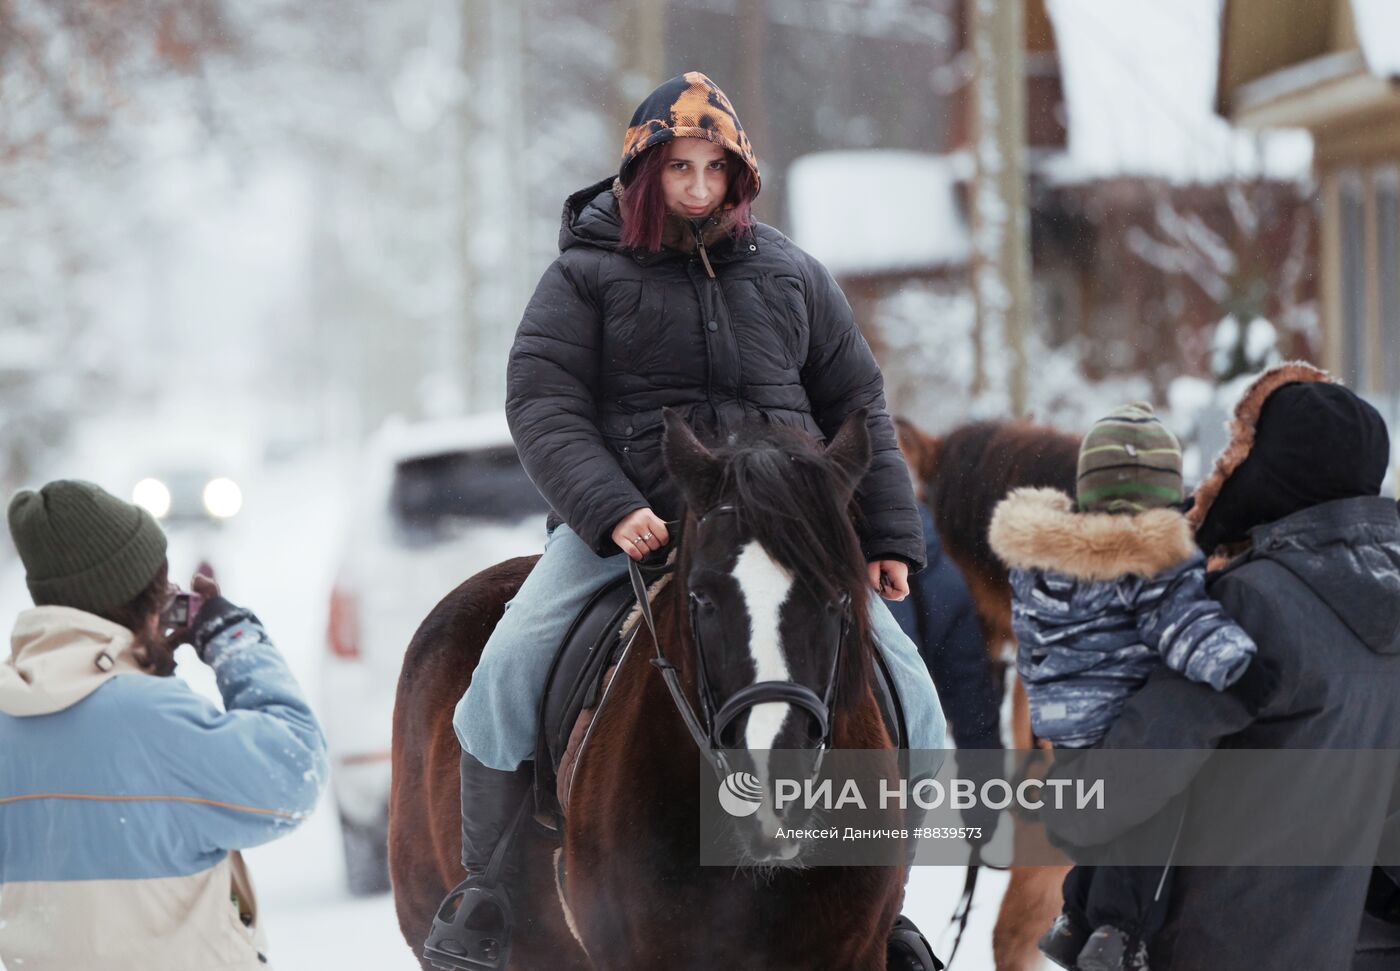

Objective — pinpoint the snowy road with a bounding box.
[1,449,1029,970]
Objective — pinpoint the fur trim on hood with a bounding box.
[1187,362,1334,534]
[989,487,1197,581]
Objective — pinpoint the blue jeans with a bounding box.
[453,524,948,771]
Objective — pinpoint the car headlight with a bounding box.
[203,478,243,519]
[132,478,172,519]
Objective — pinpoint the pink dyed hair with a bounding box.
[619,143,757,252]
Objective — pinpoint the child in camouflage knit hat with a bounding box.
[988,403,1277,971]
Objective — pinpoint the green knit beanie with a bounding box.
[7,480,168,612]
[1077,402,1184,514]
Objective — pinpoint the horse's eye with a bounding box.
[691,591,716,611]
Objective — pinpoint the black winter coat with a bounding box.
[505,178,924,566]
[1041,496,1400,970]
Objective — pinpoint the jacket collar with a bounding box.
[609,178,756,263]
[989,487,1198,581]
[1246,495,1400,551]
[558,176,759,264]
[0,606,145,716]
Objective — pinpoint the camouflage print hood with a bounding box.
[620,72,761,195]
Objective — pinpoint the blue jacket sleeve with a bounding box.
[1134,555,1257,691]
[156,616,328,852]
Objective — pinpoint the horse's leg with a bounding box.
[994,864,1067,971]
[992,676,1066,971]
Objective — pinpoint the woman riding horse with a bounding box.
[428,71,947,968]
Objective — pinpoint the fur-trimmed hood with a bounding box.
[989,487,1196,581]
[1187,361,1333,534]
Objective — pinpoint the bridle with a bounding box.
[626,504,852,782]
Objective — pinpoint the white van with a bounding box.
[320,413,547,894]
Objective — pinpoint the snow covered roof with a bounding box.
[1217,0,1400,138]
[1044,0,1312,185]
[1350,0,1400,78]
[786,150,970,277]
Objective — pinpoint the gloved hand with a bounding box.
[1227,654,1281,716]
[170,573,260,662]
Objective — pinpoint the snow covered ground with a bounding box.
[0,444,1031,970]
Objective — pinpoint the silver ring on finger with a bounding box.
[633,536,646,545]
[643,532,654,542]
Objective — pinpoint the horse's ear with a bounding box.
[825,408,872,498]
[662,408,723,513]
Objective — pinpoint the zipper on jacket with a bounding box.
[692,220,717,279]
[690,218,747,411]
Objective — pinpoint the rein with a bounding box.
[626,504,851,782]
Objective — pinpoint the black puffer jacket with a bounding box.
[505,177,924,567]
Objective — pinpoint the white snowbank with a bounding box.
[787,151,971,276]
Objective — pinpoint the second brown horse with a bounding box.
[904,417,1081,971]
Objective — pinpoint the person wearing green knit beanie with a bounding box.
[7,479,169,613]
[1,479,327,971]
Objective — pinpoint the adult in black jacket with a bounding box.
[435,73,944,971]
[889,419,1001,752]
[505,93,922,566]
[1040,364,1400,970]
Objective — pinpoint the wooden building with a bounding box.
[1218,0,1400,399]
[790,0,1317,397]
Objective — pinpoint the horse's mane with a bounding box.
[702,424,873,707]
[926,419,1080,583]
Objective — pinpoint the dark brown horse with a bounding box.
[902,417,1081,971]
[390,410,909,970]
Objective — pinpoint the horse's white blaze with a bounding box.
[731,541,794,752]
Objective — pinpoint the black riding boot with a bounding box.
[422,752,534,971]
[887,914,946,971]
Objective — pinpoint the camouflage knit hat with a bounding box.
[1077,402,1184,514]
[7,480,168,612]
[620,71,761,195]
